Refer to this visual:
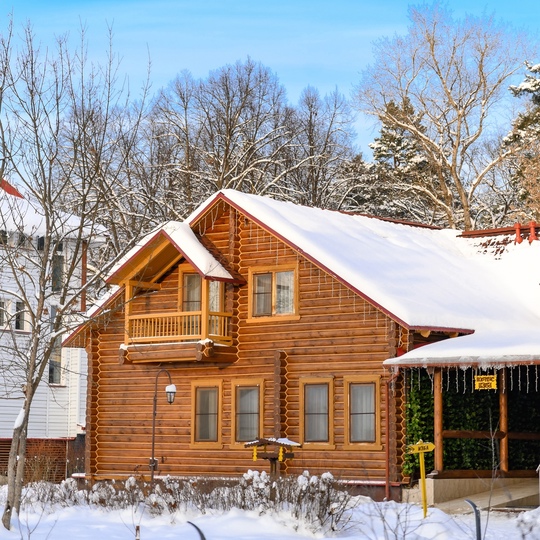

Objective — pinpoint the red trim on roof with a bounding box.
[459,224,538,238]
[0,179,23,198]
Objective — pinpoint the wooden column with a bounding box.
[499,368,509,473]
[200,279,209,339]
[433,368,444,472]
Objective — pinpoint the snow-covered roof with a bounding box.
[187,190,540,367]
[0,181,93,238]
[108,221,235,283]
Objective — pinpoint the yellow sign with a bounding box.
[474,375,497,390]
[408,442,435,454]
[407,441,435,519]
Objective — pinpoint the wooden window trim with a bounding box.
[299,377,335,450]
[247,264,300,323]
[230,378,264,448]
[343,375,382,451]
[190,379,223,449]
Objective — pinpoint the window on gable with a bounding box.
[300,377,334,447]
[194,385,219,442]
[183,274,202,312]
[209,280,223,313]
[344,376,381,449]
[0,300,5,327]
[233,383,261,442]
[250,267,296,318]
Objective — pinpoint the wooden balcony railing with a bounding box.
[127,310,232,345]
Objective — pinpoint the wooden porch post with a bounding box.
[499,368,509,473]
[200,279,209,339]
[433,368,444,472]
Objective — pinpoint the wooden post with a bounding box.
[433,368,444,472]
[499,368,509,473]
[200,280,209,340]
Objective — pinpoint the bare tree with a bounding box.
[0,22,145,529]
[285,86,355,208]
[355,3,533,230]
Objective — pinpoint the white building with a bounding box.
[0,180,89,478]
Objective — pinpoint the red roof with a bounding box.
[0,179,23,198]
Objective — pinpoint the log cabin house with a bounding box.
[66,190,540,502]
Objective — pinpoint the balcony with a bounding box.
[127,310,232,345]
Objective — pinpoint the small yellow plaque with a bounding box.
[474,375,497,390]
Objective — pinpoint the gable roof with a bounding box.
[78,189,540,367]
[188,190,540,367]
[107,221,237,285]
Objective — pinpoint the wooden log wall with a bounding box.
[86,204,403,483]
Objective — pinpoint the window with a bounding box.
[49,337,62,385]
[52,254,64,292]
[15,302,25,331]
[300,378,334,447]
[248,266,297,319]
[192,380,222,447]
[232,381,263,443]
[0,301,5,326]
[209,280,223,313]
[183,274,202,311]
[344,376,381,449]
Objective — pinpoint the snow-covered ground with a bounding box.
[0,494,537,539]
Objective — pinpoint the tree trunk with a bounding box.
[2,414,29,529]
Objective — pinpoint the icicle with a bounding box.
[519,366,522,391]
[536,365,538,392]
[510,366,514,391]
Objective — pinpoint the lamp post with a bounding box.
[150,368,176,483]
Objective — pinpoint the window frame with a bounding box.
[190,379,223,449]
[343,375,382,450]
[231,379,264,447]
[247,264,299,322]
[299,377,335,449]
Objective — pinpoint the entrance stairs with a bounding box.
[434,479,539,514]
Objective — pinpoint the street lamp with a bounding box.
[150,368,176,482]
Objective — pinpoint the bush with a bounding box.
[13,471,356,534]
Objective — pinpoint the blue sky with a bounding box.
[4,0,540,154]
